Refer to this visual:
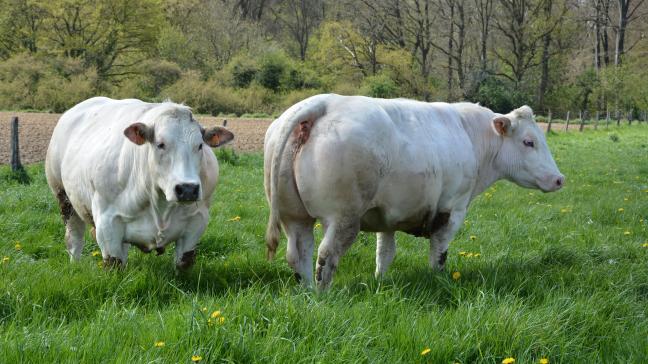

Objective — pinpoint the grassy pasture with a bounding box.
[1,126,647,363]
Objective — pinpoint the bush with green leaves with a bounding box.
[362,74,400,99]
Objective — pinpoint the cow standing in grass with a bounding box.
[264,94,564,289]
[46,97,234,268]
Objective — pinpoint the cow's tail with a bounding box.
[266,94,331,260]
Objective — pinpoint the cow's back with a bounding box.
[291,96,477,230]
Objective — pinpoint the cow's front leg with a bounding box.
[95,212,127,267]
[429,208,466,271]
[174,214,207,270]
[375,231,396,278]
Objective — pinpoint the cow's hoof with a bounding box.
[103,256,123,268]
[176,250,196,270]
[155,246,166,256]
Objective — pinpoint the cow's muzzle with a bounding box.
[175,183,200,202]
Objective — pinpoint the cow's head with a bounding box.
[492,105,564,192]
[123,105,234,202]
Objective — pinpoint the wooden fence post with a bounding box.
[628,111,633,125]
[546,110,552,133]
[579,110,586,132]
[11,116,24,172]
[564,111,570,131]
[616,110,621,126]
[594,111,599,130]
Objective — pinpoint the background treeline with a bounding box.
[0,0,646,116]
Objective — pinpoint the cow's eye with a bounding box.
[157,142,165,150]
[198,143,203,151]
[523,139,534,148]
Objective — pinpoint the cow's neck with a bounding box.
[459,114,505,199]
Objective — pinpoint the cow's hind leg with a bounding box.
[56,189,85,261]
[375,231,396,278]
[315,218,360,290]
[284,218,315,286]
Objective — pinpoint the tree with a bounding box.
[272,0,324,61]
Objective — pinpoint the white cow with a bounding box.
[46,97,234,268]
[264,94,564,289]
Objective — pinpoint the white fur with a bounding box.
[46,97,220,267]
[264,94,564,289]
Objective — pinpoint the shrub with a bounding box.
[228,56,258,88]
[34,69,98,113]
[162,71,245,115]
[257,52,289,91]
[361,74,400,98]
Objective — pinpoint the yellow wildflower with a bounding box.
[191,355,202,362]
[227,216,241,222]
[470,235,476,241]
[502,358,515,364]
[210,310,221,318]
[315,223,322,229]
[539,358,549,364]
[474,253,481,257]
[617,208,624,212]
[466,252,474,258]
[420,348,431,356]
[201,307,207,312]
[459,251,467,257]
[2,256,9,264]
[624,231,631,235]
[154,341,165,348]
[14,243,21,251]
[452,271,461,280]
[97,261,103,268]
[218,316,225,324]
[642,242,648,248]
[91,250,101,257]
[560,208,570,213]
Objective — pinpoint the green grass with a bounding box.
[1,125,648,363]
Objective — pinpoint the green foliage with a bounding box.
[474,77,532,113]
[228,56,258,88]
[161,71,244,116]
[1,127,648,362]
[256,52,289,91]
[214,147,240,166]
[361,74,400,98]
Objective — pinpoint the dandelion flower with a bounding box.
[466,252,474,258]
[642,242,648,248]
[624,231,631,235]
[191,355,202,362]
[420,348,431,356]
[459,251,467,257]
[218,317,225,324]
[154,341,165,348]
[91,250,101,257]
[539,358,549,364]
[452,271,461,280]
[560,208,570,213]
[502,358,515,364]
[617,208,624,212]
[227,216,241,222]
[2,256,9,264]
[97,261,103,268]
[201,307,207,312]
[470,235,476,241]
[210,310,221,318]
[623,197,629,201]
[14,243,21,251]
[315,223,322,229]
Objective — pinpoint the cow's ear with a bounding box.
[202,126,234,147]
[124,123,153,145]
[492,116,513,136]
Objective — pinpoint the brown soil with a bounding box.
[0,112,272,165]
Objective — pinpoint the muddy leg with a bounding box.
[315,219,360,290]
